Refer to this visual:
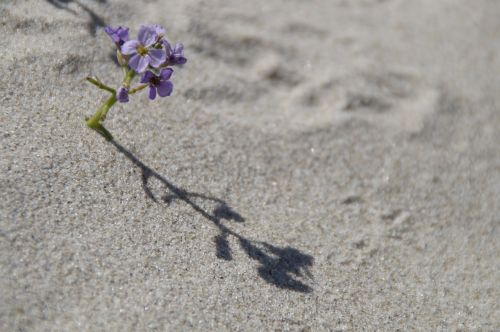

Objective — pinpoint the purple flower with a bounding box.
[163,40,187,65]
[140,68,174,100]
[121,25,166,73]
[146,24,166,38]
[104,26,129,46]
[117,87,129,103]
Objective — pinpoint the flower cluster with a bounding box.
[85,24,186,140]
[105,24,186,102]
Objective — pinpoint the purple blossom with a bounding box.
[163,40,187,65]
[140,68,174,100]
[104,26,129,46]
[145,24,166,39]
[117,87,129,103]
[121,25,166,73]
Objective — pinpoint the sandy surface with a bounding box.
[1,0,499,330]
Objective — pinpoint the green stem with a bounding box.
[122,69,136,88]
[86,76,115,94]
[86,94,117,141]
[85,69,136,140]
[129,84,148,94]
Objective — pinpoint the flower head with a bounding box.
[121,25,166,73]
[104,26,129,46]
[140,68,174,100]
[163,40,187,65]
[117,87,129,103]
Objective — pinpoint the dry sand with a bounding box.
[1,0,499,330]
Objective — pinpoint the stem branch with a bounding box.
[129,84,148,94]
[85,68,137,140]
[85,77,115,94]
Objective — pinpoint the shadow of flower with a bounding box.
[109,139,314,292]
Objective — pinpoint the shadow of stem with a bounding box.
[109,139,314,292]
[45,0,106,36]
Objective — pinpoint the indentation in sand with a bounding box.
[287,69,441,133]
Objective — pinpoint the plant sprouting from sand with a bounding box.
[85,24,186,140]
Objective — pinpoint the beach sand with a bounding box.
[1,0,499,330]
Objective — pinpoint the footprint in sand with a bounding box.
[289,69,441,134]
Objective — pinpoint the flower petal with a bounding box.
[104,26,114,35]
[172,43,187,64]
[134,55,150,73]
[163,39,173,56]
[173,55,187,65]
[128,54,141,72]
[104,26,119,43]
[137,25,157,47]
[173,43,184,54]
[157,80,173,97]
[117,27,129,41]
[148,48,167,68]
[148,24,166,36]
[160,68,173,81]
[148,86,157,100]
[121,40,140,55]
[140,70,154,84]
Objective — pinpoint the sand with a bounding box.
[1,0,499,330]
